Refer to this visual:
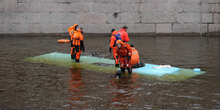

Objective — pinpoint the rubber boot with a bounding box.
[120,68,125,73]
[115,70,121,79]
[75,59,80,63]
[115,64,119,67]
[127,67,132,75]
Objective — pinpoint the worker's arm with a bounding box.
[68,27,73,40]
[68,29,74,47]
[124,32,129,42]
[80,40,85,52]
[80,33,85,52]
[109,36,115,53]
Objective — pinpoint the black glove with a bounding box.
[70,40,73,47]
[82,47,85,52]
[109,48,112,53]
[80,40,85,52]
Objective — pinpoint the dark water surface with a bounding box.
[0,35,220,110]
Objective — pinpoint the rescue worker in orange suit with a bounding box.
[130,44,145,68]
[115,40,132,78]
[117,26,130,42]
[109,29,119,67]
[130,44,140,67]
[68,24,85,62]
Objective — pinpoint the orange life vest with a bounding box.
[131,47,140,65]
[71,31,83,46]
[68,24,84,46]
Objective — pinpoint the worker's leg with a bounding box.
[113,47,119,67]
[75,46,81,63]
[119,57,126,73]
[126,57,132,74]
[71,47,76,60]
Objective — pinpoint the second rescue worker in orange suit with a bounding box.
[118,26,130,42]
[115,40,132,77]
[68,24,85,62]
[109,29,119,67]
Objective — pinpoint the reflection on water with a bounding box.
[69,65,83,93]
[110,74,140,109]
[67,65,85,109]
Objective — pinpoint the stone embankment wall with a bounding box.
[0,0,219,34]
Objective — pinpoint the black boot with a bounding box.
[127,67,132,75]
[115,64,119,67]
[120,68,125,73]
[75,59,80,63]
[115,70,121,79]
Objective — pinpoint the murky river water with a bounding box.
[0,35,220,110]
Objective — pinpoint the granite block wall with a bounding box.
[0,0,219,34]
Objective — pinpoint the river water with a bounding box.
[0,35,220,110]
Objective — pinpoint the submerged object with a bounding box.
[193,68,201,72]
[25,52,205,81]
[57,39,70,43]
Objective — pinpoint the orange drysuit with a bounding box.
[131,47,140,66]
[109,30,119,66]
[118,28,130,42]
[116,40,132,73]
[68,24,85,62]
